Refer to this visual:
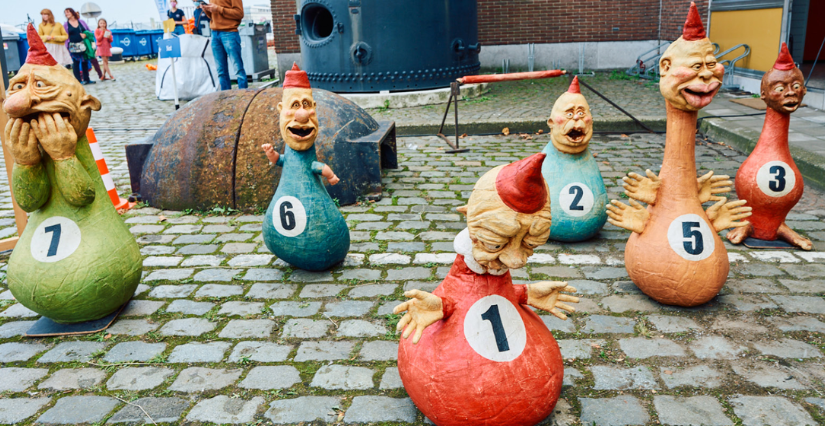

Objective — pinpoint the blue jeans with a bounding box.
[173,26,185,35]
[211,30,247,90]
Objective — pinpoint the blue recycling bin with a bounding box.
[17,31,29,65]
[134,30,152,57]
[111,29,137,58]
[147,29,164,57]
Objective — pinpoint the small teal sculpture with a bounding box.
[541,77,607,242]
[261,64,350,271]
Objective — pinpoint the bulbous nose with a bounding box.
[294,107,309,123]
[498,246,527,269]
[2,91,33,118]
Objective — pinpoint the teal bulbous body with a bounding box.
[540,144,608,242]
[262,145,350,271]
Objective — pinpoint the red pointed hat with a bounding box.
[283,63,311,89]
[495,153,548,214]
[25,23,57,66]
[683,2,706,41]
[568,76,581,94]
[773,42,795,70]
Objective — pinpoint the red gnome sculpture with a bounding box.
[727,43,811,250]
[395,153,578,426]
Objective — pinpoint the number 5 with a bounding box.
[681,221,703,255]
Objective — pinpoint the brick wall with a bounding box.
[270,0,709,54]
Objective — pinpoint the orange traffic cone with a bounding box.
[86,128,135,212]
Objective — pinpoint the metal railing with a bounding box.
[717,44,750,90]
[626,42,671,80]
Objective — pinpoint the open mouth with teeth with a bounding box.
[565,128,586,143]
[680,83,720,109]
[288,126,315,141]
[782,101,800,111]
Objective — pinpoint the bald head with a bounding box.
[659,37,724,111]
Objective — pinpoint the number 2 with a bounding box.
[480,304,510,352]
[769,165,786,192]
[569,185,584,211]
[279,202,295,231]
[681,222,703,255]
[44,224,62,257]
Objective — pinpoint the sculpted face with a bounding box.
[659,38,724,111]
[4,63,101,140]
[458,166,551,273]
[547,92,593,154]
[761,67,806,113]
[278,88,318,151]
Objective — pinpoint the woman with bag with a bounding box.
[63,8,103,83]
[37,9,72,66]
[95,18,115,80]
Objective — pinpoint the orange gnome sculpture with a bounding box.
[727,44,811,250]
[606,3,752,307]
[395,153,578,426]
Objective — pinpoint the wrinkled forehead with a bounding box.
[552,92,589,114]
[282,88,315,107]
[663,38,716,66]
[9,64,82,90]
[763,68,804,87]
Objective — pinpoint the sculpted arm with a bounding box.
[623,169,660,204]
[311,161,340,186]
[5,119,49,212]
[522,282,578,320]
[394,289,452,344]
[606,199,650,234]
[31,113,95,207]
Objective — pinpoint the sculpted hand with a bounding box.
[622,169,660,205]
[393,289,443,344]
[5,118,42,165]
[527,282,578,320]
[261,144,279,164]
[30,113,77,161]
[321,165,340,186]
[697,171,732,203]
[606,199,649,234]
[706,197,752,232]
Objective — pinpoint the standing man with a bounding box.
[193,1,211,36]
[201,0,247,90]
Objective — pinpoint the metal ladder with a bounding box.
[716,44,751,90]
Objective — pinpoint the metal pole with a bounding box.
[170,58,180,110]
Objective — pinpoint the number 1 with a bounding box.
[480,304,510,352]
[44,224,62,257]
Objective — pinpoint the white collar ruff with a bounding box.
[454,228,509,276]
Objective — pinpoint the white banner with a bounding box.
[154,0,169,20]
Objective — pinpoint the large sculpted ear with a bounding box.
[277,102,283,113]
[82,94,102,112]
[456,205,468,216]
[660,58,671,74]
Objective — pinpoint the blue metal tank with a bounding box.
[295,0,480,92]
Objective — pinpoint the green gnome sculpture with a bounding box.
[2,25,141,323]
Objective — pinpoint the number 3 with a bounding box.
[769,165,786,192]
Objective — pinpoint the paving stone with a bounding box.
[565,279,608,295]
[143,268,194,281]
[387,267,432,280]
[240,366,302,389]
[804,397,825,412]
[172,235,216,244]
[648,315,700,333]
[290,270,335,282]
[526,253,556,264]
[719,295,777,311]
[770,295,825,314]
[590,365,658,390]
[753,338,822,359]
[653,396,733,426]
[0,320,36,338]
[107,319,160,336]
[0,342,50,362]
[343,396,417,423]
[582,315,636,333]
[359,341,399,361]
[143,256,183,267]
[729,396,816,426]
[38,341,106,363]
[195,284,244,298]
[736,264,786,277]
[583,266,629,280]
[728,278,785,293]
[228,341,293,362]
[246,283,295,298]
[121,299,165,316]
[168,341,231,363]
[349,284,398,298]
[294,341,355,361]
[769,316,825,333]
[531,266,583,278]
[181,254,226,266]
[283,318,331,338]
[600,295,659,313]
[619,337,686,358]
[148,284,197,298]
[203,224,235,233]
[339,269,383,281]
[388,242,426,252]
[690,336,747,359]
[107,397,189,424]
[781,263,825,279]
[779,279,825,293]
[311,364,375,390]
[338,320,387,337]
[270,301,322,317]
[138,235,176,244]
[218,301,265,316]
[325,300,375,317]
[219,319,275,338]
[299,284,347,297]
[38,368,106,390]
[558,339,603,359]
[193,269,241,282]
[0,367,48,391]
[36,396,119,425]
[731,362,806,389]
[228,254,273,267]
[185,396,264,424]
[169,367,243,392]
[177,244,219,254]
[130,224,164,234]
[0,397,51,424]
[159,318,216,336]
[104,341,166,362]
[660,365,724,388]
[541,315,577,332]
[106,367,174,391]
[0,303,39,318]
[218,234,256,243]
[579,395,650,426]
[165,300,215,315]
[264,396,340,424]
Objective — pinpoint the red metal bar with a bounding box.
[457,70,566,85]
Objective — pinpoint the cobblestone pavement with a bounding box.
[1,59,825,425]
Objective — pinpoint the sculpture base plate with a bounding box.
[743,237,796,249]
[25,303,127,337]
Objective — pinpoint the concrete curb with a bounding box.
[700,118,825,191]
[394,117,667,136]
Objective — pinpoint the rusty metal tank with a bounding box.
[133,87,396,211]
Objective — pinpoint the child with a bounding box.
[94,18,114,80]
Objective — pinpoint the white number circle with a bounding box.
[559,182,594,217]
[463,295,526,362]
[272,196,307,237]
[666,214,715,261]
[756,161,795,197]
[31,216,82,263]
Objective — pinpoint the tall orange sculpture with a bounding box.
[727,44,811,250]
[606,3,751,307]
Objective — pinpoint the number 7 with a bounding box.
[45,224,62,257]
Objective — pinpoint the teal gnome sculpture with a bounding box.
[541,77,607,242]
[261,64,350,271]
[3,25,142,323]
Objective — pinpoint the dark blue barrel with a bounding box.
[135,30,153,57]
[111,29,137,58]
[296,0,480,92]
[148,29,164,56]
[17,30,29,65]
